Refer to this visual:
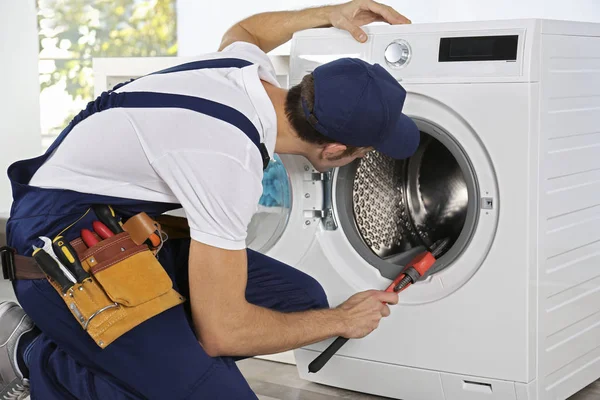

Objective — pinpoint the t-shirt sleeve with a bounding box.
[151,150,262,250]
[220,41,280,87]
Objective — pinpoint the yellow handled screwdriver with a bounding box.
[52,236,91,283]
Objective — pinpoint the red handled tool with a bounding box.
[80,229,99,248]
[92,221,115,239]
[384,251,436,294]
[307,251,437,374]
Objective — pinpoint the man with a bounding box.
[0,0,419,398]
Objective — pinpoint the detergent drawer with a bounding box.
[295,349,445,400]
[440,372,517,400]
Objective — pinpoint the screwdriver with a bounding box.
[92,205,124,234]
[81,229,99,248]
[39,236,77,285]
[33,246,74,294]
[92,221,115,239]
[52,236,91,283]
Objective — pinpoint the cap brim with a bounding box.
[375,113,420,160]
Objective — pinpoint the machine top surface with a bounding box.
[293,18,600,38]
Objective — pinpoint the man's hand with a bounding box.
[336,290,399,338]
[189,239,398,357]
[328,0,411,43]
[219,1,410,53]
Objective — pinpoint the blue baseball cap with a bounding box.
[302,58,420,160]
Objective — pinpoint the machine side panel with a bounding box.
[539,32,600,400]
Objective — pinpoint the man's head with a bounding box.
[283,58,420,172]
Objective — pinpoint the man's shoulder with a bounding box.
[219,41,270,62]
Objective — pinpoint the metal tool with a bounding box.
[32,246,74,294]
[307,251,437,374]
[39,236,77,284]
[52,235,91,283]
[93,221,115,239]
[92,205,124,234]
[81,229,99,248]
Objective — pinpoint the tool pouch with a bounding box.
[48,230,185,349]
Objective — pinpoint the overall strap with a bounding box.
[47,57,271,169]
[56,91,265,156]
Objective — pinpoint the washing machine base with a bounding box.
[294,349,593,400]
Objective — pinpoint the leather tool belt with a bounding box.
[1,212,191,349]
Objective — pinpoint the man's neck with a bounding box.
[261,81,313,156]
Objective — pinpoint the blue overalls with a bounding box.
[6,58,328,399]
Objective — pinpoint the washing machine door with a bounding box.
[246,153,326,267]
[246,154,293,253]
[312,91,500,304]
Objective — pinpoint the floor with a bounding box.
[239,359,388,400]
[238,359,600,400]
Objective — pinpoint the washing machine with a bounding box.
[249,19,600,400]
[91,19,600,399]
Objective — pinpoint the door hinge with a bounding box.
[304,169,338,231]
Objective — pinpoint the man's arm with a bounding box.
[189,240,398,357]
[219,0,410,53]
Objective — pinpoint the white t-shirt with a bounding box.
[29,42,279,250]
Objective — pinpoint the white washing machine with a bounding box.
[261,19,600,400]
[91,19,600,399]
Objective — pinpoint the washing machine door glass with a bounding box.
[246,154,293,253]
[336,120,479,280]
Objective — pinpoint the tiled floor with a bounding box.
[239,358,600,400]
[239,358,388,399]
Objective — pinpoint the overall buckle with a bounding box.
[0,246,16,281]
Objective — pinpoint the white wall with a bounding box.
[177,0,600,56]
[0,0,40,302]
[0,1,41,213]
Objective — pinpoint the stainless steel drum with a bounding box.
[353,133,468,260]
[336,123,479,280]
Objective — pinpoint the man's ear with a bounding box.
[322,143,347,159]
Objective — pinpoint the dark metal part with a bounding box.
[431,237,452,259]
[400,267,420,286]
[393,274,414,292]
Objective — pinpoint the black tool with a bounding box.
[92,205,124,234]
[52,236,90,283]
[33,246,74,294]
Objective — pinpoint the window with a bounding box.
[37,0,178,148]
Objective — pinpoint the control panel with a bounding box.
[290,22,536,85]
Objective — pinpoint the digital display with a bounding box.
[439,35,518,62]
